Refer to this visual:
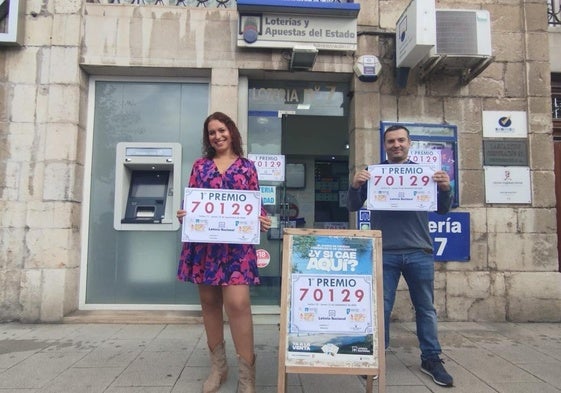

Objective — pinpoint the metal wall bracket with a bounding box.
[417,54,494,85]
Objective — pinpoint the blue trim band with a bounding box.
[237,0,360,17]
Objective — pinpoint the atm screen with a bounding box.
[129,171,169,199]
[131,183,167,198]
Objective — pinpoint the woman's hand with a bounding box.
[176,209,186,224]
[259,215,272,232]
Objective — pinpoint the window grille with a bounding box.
[86,0,351,7]
[554,95,561,121]
[553,74,561,137]
[549,0,561,25]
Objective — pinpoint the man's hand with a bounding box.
[352,169,371,189]
[432,170,451,191]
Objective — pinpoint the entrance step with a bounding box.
[63,310,203,324]
[63,310,280,325]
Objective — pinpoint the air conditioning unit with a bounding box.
[418,8,494,84]
[432,9,492,68]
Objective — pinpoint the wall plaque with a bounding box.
[483,140,528,166]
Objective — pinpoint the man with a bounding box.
[347,125,454,387]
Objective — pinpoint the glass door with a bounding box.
[247,112,350,306]
[247,112,284,306]
[246,79,351,307]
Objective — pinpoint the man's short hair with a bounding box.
[383,125,411,141]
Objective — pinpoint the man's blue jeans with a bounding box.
[383,250,442,361]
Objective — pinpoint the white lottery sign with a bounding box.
[290,274,373,334]
[408,149,442,170]
[182,188,261,244]
[366,164,437,211]
[248,153,285,182]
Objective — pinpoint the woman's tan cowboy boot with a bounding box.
[236,354,256,393]
[202,341,228,393]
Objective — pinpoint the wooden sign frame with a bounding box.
[277,228,385,393]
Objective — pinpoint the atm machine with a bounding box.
[114,142,182,231]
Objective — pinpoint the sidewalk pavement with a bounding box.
[1,319,560,393]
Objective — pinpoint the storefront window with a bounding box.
[248,80,349,117]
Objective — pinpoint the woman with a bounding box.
[177,112,271,393]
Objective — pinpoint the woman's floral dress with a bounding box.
[177,157,261,286]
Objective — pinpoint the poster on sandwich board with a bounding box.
[277,228,385,393]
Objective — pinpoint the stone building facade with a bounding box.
[1,0,560,322]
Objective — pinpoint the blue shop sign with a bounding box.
[237,0,360,51]
[357,209,470,262]
[428,212,470,262]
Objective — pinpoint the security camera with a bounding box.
[353,55,382,82]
